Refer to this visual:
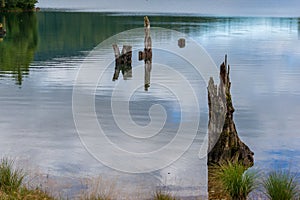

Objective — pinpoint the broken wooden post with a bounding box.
[178,38,185,48]
[112,44,121,81]
[138,16,152,91]
[121,45,132,80]
[112,44,132,81]
[207,55,254,199]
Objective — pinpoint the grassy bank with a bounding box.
[0,158,299,199]
[210,162,299,200]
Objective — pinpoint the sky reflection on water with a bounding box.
[0,12,300,198]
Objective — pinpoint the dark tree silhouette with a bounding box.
[0,0,38,11]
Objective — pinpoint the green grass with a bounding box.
[0,187,55,200]
[263,170,299,200]
[153,190,178,200]
[0,158,25,193]
[0,158,54,200]
[212,161,258,200]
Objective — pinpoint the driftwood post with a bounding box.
[139,16,152,91]
[207,55,254,199]
[112,44,132,81]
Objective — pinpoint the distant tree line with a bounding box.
[1,0,38,11]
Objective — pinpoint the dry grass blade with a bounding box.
[79,176,118,200]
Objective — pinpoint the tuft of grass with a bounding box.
[212,161,258,200]
[0,158,25,193]
[263,170,299,200]
[0,157,54,199]
[0,187,55,200]
[153,190,178,200]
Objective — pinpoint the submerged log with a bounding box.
[207,55,254,166]
[112,44,132,81]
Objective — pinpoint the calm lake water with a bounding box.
[0,12,300,199]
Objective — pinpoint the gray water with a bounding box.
[0,12,300,198]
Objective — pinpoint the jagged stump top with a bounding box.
[207,55,254,167]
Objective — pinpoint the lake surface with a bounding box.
[0,12,300,199]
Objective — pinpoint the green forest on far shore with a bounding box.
[0,0,38,11]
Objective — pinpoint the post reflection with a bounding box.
[140,16,152,91]
[113,16,152,91]
[144,62,151,91]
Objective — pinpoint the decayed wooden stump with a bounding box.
[138,16,152,91]
[112,44,132,81]
[207,55,254,166]
[207,55,254,199]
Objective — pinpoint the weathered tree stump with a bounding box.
[207,55,254,166]
[112,44,132,81]
[207,55,254,199]
[138,16,152,91]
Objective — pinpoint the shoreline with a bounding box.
[0,8,40,13]
[34,7,300,18]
